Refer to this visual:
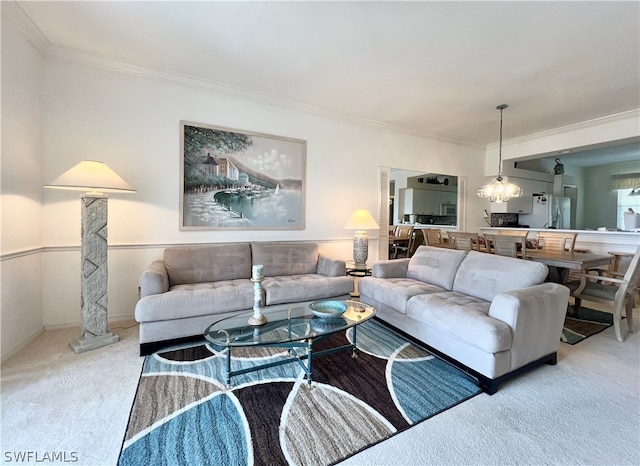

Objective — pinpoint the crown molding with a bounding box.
[44,45,480,150]
[488,109,640,150]
[2,1,50,55]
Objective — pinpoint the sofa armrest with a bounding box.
[317,255,346,277]
[488,283,569,371]
[372,259,410,278]
[139,260,170,297]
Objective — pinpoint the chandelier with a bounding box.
[477,104,523,202]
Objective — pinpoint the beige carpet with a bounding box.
[1,306,639,466]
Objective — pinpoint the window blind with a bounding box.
[610,172,640,190]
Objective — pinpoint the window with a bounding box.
[617,188,640,230]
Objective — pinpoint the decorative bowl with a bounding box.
[309,300,347,319]
[311,317,346,333]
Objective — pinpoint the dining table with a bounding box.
[525,250,613,284]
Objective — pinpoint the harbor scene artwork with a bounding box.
[180,122,306,230]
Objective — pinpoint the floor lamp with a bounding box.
[344,209,379,267]
[44,161,136,353]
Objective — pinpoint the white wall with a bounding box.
[1,11,45,359]
[36,58,485,331]
[0,10,484,355]
[1,12,44,252]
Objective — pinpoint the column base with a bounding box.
[69,332,119,354]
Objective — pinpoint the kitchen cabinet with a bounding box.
[402,187,457,216]
[490,195,533,214]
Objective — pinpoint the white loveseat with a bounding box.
[358,246,569,394]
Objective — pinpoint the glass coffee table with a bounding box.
[204,300,375,388]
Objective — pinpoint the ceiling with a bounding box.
[13,1,640,147]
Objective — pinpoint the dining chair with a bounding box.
[447,232,479,251]
[605,252,640,299]
[423,228,443,246]
[570,246,639,341]
[391,225,414,258]
[408,229,424,257]
[394,225,413,242]
[497,229,530,237]
[395,228,423,258]
[483,234,527,259]
[537,231,577,252]
[387,225,398,256]
[393,228,424,259]
[578,252,640,303]
[496,229,530,249]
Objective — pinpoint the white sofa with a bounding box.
[135,242,354,355]
[358,245,569,394]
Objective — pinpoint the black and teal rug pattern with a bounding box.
[118,320,481,466]
[562,307,619,345]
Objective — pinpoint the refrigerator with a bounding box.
[519,195,572,229]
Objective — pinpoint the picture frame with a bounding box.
[180,121,306,230]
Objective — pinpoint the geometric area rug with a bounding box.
[118,319,481,466]
[562,307,618,345]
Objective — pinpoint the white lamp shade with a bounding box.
[44,160,136,194]
[344,209,379,230]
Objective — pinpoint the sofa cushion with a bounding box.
[358,276,446,314]
[262,275,353,305]
[135,279,255,322]
[251,242,319,277]
[164,243,251,286]
[453,251,548,302]
[406,246,469,290]
[406,291,511,353]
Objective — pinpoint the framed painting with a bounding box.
[180,121,306,230]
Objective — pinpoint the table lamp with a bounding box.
[344,209,379,267]
[44,160,136,353]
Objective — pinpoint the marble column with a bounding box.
[69,195,119,353]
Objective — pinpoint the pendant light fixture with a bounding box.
[477,104,523,202]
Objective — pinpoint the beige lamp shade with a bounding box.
[343,209,379,230]
[44,160,136,195]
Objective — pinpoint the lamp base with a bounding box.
[353,230,369,267]
[69,332,119,354]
